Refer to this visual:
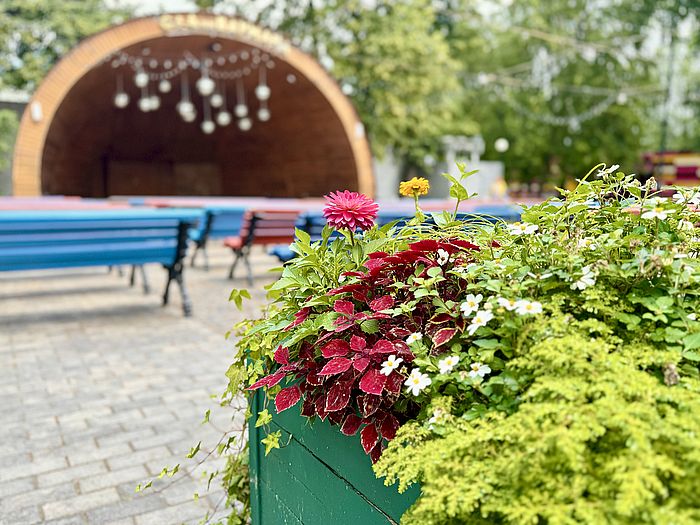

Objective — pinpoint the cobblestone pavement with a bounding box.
[0,245,279,525]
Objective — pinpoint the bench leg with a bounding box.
[129,266,136,287]
[117,266,124,277]
[202,246,210,272]
[190,245,200,268]
[245,250,254,286]
[175,272,192,317]
[139,265,150,295]
[163,268,173,306]
[228,249,242,280]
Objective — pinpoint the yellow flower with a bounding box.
[399,177,430,197]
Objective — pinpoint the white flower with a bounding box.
[497,297,519,311]
[515,300,543,315]
[427,407,448,429]
[678,220,695,231]
[468,362,492,378]
[405,332,423,345]
[577,237,597,250]
[673,192,688,204]
[460,294,483,316]
[508,222,539,235]
[641,206,669,220]
[438,355,460,374]
[597,164,619,176]
[436,249,450,266]
[467,310,494,335]
[688,313,697,321]
[572,265,596,290]
[690,192,700,206]
[404,369,432,396]
[380,355,403,376]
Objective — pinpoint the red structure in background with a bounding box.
[642,151,700,187]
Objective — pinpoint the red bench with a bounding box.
[224,210,300,284]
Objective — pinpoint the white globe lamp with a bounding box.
[238,117,252,131]
[216,111,232,126]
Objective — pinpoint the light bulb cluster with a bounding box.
[112,49,279,135]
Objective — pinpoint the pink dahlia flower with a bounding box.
[323,190,379,232]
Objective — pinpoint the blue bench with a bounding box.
[188,207,247,270]
[269,206,523,263]
[0,209,202,316]
[269,211,410,263]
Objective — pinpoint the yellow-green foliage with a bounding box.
[377,315,700,524]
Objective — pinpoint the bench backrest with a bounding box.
[295,211,412,241]
[0,209,202,272]
[243,210,300,247]
[204,207,248,239]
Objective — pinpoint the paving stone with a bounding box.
[37,460,107,488]
[133,501,210,525]
[80,465,148,494]
[0,245,262,522]
[43,488,120,520]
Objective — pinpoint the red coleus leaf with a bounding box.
[319,357,352,376]
[350,335,367,352]
[370,339,394,354]
[369,295,394,312]
[353,356,370,372]
[389,327,412,339]
[314,394,328,421]
[432,328,457,347]
[364,258,385,272]
[321,339,350,358]
[449,239,480,251]
[306,370,325,386]
[408,239,441,252]
[334,300,355,315]
[328,283,365,296]
[340,413,363,436]
[379,414,400,441]
[247,371,287,390]
[430,313,454,324]
[328,410,345,426]
[301,396,316,417]
[273,346,290,365]
[369,442,384,464]
[385,372,404,395]
[283,307,310,331]
[325,382,352,412]
[359,368,387,395]
[360,424,380,454]
[275,386,302,413]
[368,251,389,259]
[358,394,381,418]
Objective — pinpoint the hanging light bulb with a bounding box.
[238,117,252,131]
[158,79,172,93]
[113,75,129,108]
[149,94,160,111]
[216,111,232,126]
[257,107,270,122]
[114,92,129,108]
[234,78,248,117]
[196,65,216,96]
[255,66,271,101]
[201,95,215,134]
[138,97,152,112]
[201,120,215,134]
[215,84,231,126]
[178,74,196,121]
[134,70,149,88]
[210,93,223,108]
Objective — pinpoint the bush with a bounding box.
[229,166,700,524]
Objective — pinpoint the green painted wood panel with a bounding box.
[250,393,420,524]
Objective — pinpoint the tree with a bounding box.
[202,0,466,163]
[0,0,130,90]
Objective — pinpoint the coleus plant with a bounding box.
[247,237,480,461]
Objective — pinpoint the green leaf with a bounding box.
[360,319,380,334]
[683,332,700,351]
[255,409,273,428]
[228,288,251,310]
[261,430,282,455]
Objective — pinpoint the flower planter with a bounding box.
[249,392,420,524]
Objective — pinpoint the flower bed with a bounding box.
[225,167,700,524]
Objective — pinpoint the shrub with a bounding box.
[228,165,700,524]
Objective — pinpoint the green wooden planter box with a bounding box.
[249,393,420,524]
